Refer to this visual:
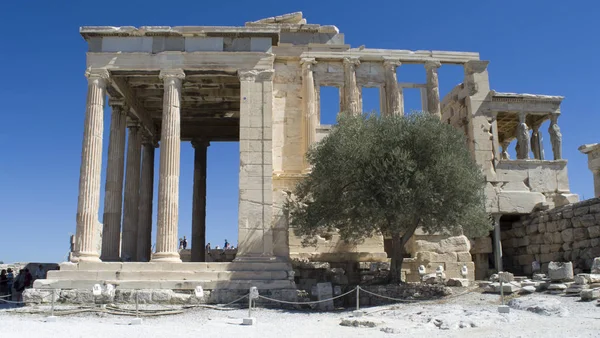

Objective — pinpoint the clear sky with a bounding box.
[0,0,598,263]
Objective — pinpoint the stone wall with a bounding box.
[502,198,600,275]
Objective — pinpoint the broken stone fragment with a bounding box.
[580,288,600,301]
[548,261,574,282]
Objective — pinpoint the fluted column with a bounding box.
[383,58,403,116]
[516,112,530,159]
[100,101,127,261]
[191,139,209,262]
[342,57,361,116]
[72,68,109,263]
[301,57,318,171]
[152,68,185,262]
[549,114,562,160]
[121,122,142,261]
[425,60,442,118]
[137,135,156,262]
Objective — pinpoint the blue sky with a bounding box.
[0,1,598,263]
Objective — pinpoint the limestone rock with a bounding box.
[548,261,574,282]
[565,284,587,294]
[446,278,469,287]
[592,257,600,274]
[22,289,59,304]
[574,275,588,285]
[548,283,567,294]
[508,298,568,316]
[580,288,600,301]
[520,286,536,294]
[532,273,547,281]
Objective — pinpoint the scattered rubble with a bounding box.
[508,298,569,317]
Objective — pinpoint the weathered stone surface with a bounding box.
[561,229,573,243]
[592,258,600,274]
[580,288,600,301]
[548,262,574,282]
[508,298,568,316]
[520,285,536,294]
[446,278,469,287]
[316,282,334,311]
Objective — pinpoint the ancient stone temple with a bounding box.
[37,12,580,297]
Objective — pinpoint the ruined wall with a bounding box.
[502,198,600,275]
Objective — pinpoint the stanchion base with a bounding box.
[352,310,365,317]
[45,316,57,322]
[130,317,143,325]
[498,305,510,313]
[242,317,256,325]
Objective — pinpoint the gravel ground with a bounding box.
[1,290,599,337]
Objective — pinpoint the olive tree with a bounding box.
[286,113,490,283]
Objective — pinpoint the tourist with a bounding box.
[34,264,45,281]
[206,242,211,252]
[178,238,183,250]
[224,239,229,249]
[0,270,7,297]
[182,236,188,250]
[23,269,33,289]
[6,268,14,298]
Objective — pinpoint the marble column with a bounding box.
[100,101,127,261]
[383,58,403,116]
[549,114,562,160]
[72,69,109,263]
[152,68,185,262]
[121,122,142,261]
[136,135,156,262]
[191,139,209,262]
[424,60,442,118]
[236,69,276,260]
[301,57,317,171]
[342,57,361,116]
[516,113,530,160]
[492,214,503,272]
[531,124,544,160]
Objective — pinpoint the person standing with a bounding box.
[182,236,188,250]
[0,270,7,297]
[6,268,14,300]
[34,265,45,281]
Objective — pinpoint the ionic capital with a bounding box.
[85,68,110,87]
[191,138,210,149]
[238,69,274,82]
[382,58,401,70]
[300,57,317,70]
[424,60,442,70]
[159,68,186,82]
[141,132,158,147]
[464,60,489,75]
[343,57,360,68]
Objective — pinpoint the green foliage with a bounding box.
[287,112,489,250]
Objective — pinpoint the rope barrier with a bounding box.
[357,286,420,303]
[257,287,357,305]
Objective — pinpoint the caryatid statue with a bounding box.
[548,114,562,160]
[515,113,530,159]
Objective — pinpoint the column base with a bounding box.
[234,254,279,263]
[70,251,101,263]
[151,251,182,262]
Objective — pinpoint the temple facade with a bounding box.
[39,12,579,294]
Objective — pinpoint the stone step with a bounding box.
[47,270,289,281]
[34,278,296,290]
[59,261,292,272]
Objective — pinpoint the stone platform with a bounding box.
[33,261,296,294]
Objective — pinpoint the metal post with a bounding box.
[500,280,505,305]
[51,290,55,317]
[248,297,252,318]
[356,286,360,311]
[135,290,139,318]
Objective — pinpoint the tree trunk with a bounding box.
[389,221,420,284]
[389,234,405,284]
